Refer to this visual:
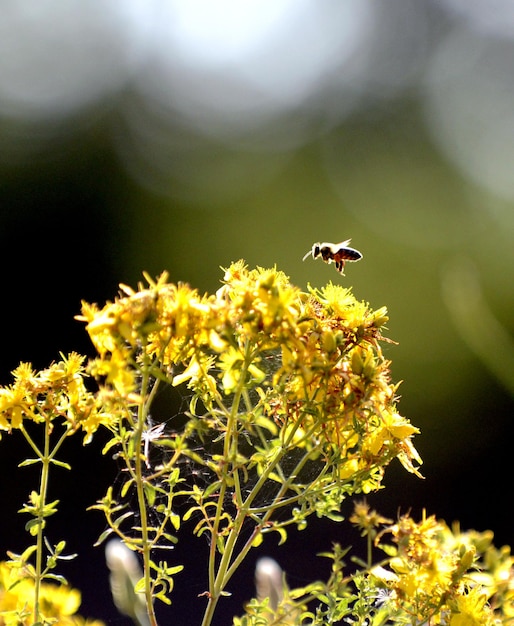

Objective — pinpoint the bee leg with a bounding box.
[335,259,346,273]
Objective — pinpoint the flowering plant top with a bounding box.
[0,261,432,626]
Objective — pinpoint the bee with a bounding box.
[302,239,363,274]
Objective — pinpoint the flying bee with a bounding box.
[302,239,363,274]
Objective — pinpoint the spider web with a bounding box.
[107,350,329,554]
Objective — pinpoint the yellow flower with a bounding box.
[218,346,266,395]
[450,588,494,626]
[0,385,28,431]
[0,561,102,626]
[350,500,392,534]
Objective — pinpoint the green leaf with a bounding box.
[25,518,44,535]
[182,505,201,522]
[39,499,59,518]
[204,481,222,499]
[102,437,120,455]
[377,543,396,557]
[169,513,181,531]
[43,573,68,584]
[216,534,226,554]
[276,526,288,545]
[94,528,114,546]
[144,482,156,507]
[18,458,40,467]
[112,511,134,529]
[155,590,172,605]
[20,545,38,562]
[160,531,179,545]
[50,459,71,470]
[121,478,134,498]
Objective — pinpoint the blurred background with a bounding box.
[1,0,513,623]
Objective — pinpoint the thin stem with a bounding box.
[20,419,70,624]
[201,343,256,626]
[201,439,289,624]
[32,419,51,624]
[133,356,159,626]
[200,347,347,625]
[367,531,373,568]
[204,404,345,622]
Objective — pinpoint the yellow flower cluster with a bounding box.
[77,262,421,491]
[237,505,514,626]
[265,281,422,482]
[0,562,103,626]
[371,512,514,624]
[0,353,112,443]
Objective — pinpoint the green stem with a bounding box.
[200,348,339,625]
[33,419,51,623]
[133,358,159,626]
[20,419,69,624]
[201,439,291,625]
[201,344,256,626]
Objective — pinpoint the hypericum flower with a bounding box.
[77,263,421,511]
[350,501,393,535]
[87,350,137,396]
[369,512,502,624]
[218,346,266,395]
[0,354,116,442]
[0,352,121,443]
[0,561,103,626]
[152,282,216,363]
[449,587,494,626]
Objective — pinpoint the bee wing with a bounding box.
[335,239,352,248]
[344,248,363,261]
